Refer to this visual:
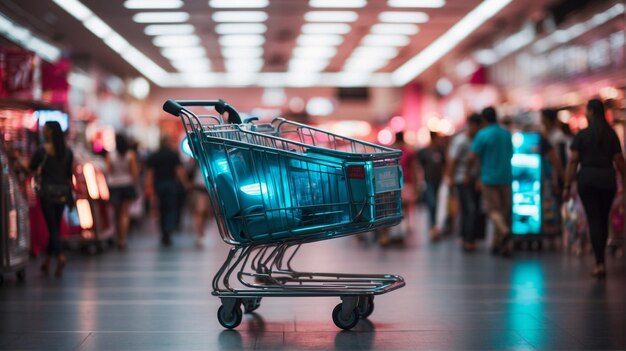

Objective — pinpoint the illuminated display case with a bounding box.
[511,132,542,235]
[0,101,113,254]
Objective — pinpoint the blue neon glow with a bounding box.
[240,183,267,196]
[215,159,229,173]
[180,136,194,158]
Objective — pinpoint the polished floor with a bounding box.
[1,212,625,351]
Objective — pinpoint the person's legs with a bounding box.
[482,185,508,249]
[590,187,615,267]
[117,200,131,249]
[41,200,66,276]
[456,184,475,246]
[473,189,487,243]
[193,190,210,247]
[578,184,608,268]
[157,181,178,245]
[424,182,437,228]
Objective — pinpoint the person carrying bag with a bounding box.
[27,121,74,278]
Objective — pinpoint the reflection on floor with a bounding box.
[0,211,624,350]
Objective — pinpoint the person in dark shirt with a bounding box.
[417,132,446,240]
[564,99,626,278]
[27,121,73,277]
[145,135,191,246]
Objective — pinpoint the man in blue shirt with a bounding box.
[469,107,513,256]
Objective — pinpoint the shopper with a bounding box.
[417,132,446,240]
[145,135,191,246]
[105,134,139,250]
[377,132,419,246]
[447,113,485,251]
[563,99,626,278]
[541,108,572,170]
[469,107,514,257]
[190,159,212,248]
[28,121,73,277]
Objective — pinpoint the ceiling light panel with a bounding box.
[124,0,183,9]
[221,46,264,58]
[51,0,93,21]
[171,59,211,71]
[153,35,201,47]
[104,32,130,51]
[219,34,266,46]
[297,34,344,46]
[288,58,330,71]
[209,0,269,8]
[361,34,410,46]
[393,0,513,85]
[371,23,419,35]
[379,11,429,23]
[161,46,206,59]
[301,23,351,34]
[212,11,268,22]
[387,0,445,8]
[83,16,112,38]
[215,23,267,34]
[224,58,264,71]
[293,46,337,58]
[309,0,367,8]
[351,46,399,58]
[305,11,358,22]
[133,12,189,23]
[144,24,195,36]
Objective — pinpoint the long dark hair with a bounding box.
[44,121,66,158]
[586,98,610,146]
[115,133,129,156]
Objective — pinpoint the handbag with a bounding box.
[35,152,73,205]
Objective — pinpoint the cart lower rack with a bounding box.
[164,99,405,330]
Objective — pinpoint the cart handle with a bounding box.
[163,99,242,124]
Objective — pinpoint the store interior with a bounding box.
[0,0,625,350]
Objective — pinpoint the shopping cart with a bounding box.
[164,99,405,330]
[0,144,29,286]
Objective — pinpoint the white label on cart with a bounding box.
[374,166,400,194]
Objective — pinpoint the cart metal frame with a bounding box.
[163,99,405,330]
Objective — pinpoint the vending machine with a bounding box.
[511,132,542,236]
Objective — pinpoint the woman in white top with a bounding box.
[106,134,139,250]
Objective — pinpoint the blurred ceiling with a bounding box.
[0,0,559,88]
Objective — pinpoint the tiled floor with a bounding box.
[1,213,624,350]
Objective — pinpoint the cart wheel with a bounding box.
[16,269,26,283]
[243,298,262,313]
[358,297,375,319]
[217,304,243,329]
[332,303,359,330]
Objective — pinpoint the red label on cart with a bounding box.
[347,165,365,179]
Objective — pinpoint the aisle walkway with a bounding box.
[0,217,624,350]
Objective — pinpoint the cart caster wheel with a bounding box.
[358,297,374,319]
[16,269,26,283]
[217,304,243,329]
[243,298,262,313]
[332,303,359,330]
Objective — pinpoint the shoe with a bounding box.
[591,266,606,279]
[429,227,442,242]
[161,234,172,247]
[490,246,500,255]
[54,256,66,278]
[463,241,476,252]
[40,258,50,276]
[499,234,513,258]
